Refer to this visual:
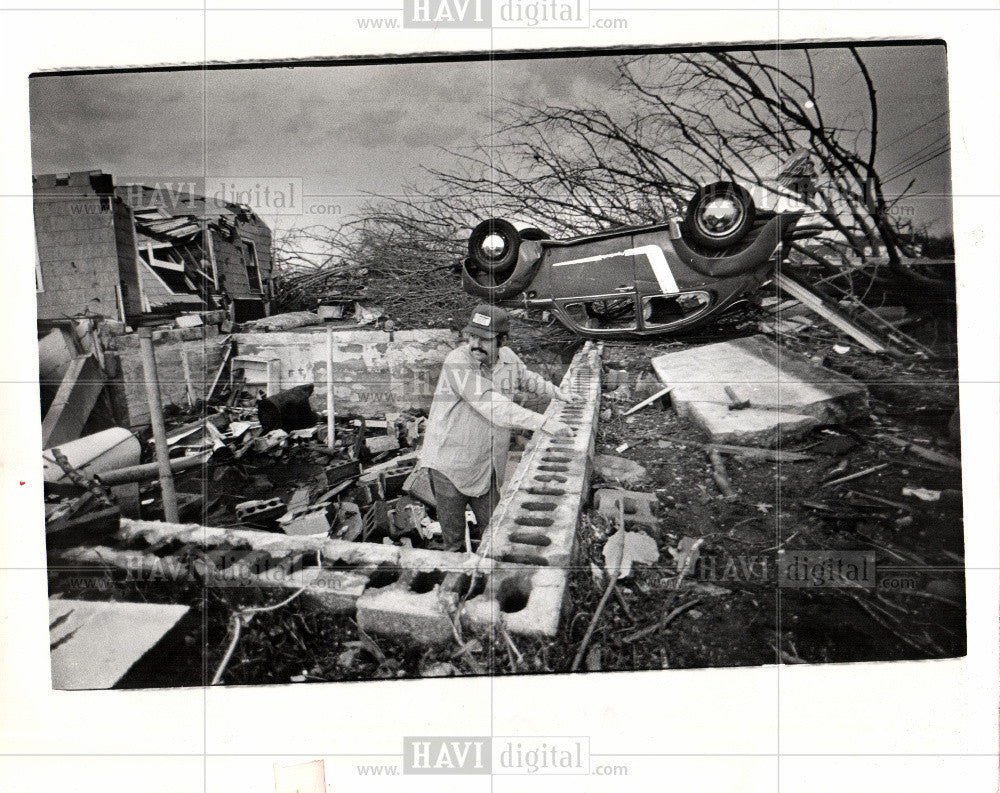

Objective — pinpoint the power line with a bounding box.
[882,146,951,184]
[881,138,950,181]
[880,132,951,180]
[880,110,948,151]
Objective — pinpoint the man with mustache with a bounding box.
[418,304,581,552]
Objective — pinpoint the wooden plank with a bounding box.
[41,355,106,448]
[179,348,196,407]
[205,339,233,403]
[774,272,888,353]
[878,434,961,469]
[622,385,673,416]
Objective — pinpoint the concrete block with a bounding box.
[280,504,330,537]
[594,489,661,533]
[593,454,648,486]
[471,342,602,637]
[235,498,285,524]
[356,569,459,646]
[462,566,568,638]
[174,314,203,328]
[651,335,867,446]
[490,490,578,568]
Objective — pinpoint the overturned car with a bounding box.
[462,181,809,338]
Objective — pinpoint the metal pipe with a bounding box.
[96,451,211,487]
[138,327,180,522]
[326,326,335,450]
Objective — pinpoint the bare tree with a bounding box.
[275,48,946,310]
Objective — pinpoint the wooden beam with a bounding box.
[774,272,888,353]
[707,444,815,462]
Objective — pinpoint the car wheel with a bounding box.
[684,181,755,250]
[468,218,521,274]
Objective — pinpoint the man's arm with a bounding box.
[445,360,573,436]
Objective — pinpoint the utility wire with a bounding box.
[880,110,948,151]
[882,146,951,184]
[880,133,950,180]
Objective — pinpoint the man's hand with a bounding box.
[545,419,576,438]
[557,388,584,405]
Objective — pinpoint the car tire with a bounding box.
[684,181,755,250]
[468,218,521,275]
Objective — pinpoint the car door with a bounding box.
[546,232,639,334]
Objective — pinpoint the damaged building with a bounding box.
[33,170,274,324]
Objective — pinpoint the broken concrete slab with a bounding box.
[686,402,819,447]
[240,311,322,332]
[651,335,867,446]
[49,599,190,690]
[594,489,661,534]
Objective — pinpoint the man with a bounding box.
[418,304,581,552]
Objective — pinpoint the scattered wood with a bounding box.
[570,571,618,673]
[708,444,815,462]
[877,434,961,469]
[205,339,234,404]
[820,462,889,488]
[179,348,196,407]
[41,355,106,448]
[846,490,911,511]
[621,597,703,644]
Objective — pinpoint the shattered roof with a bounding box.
[117,184,261,241]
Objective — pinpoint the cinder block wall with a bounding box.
[108,326,227,428]
[34,194,124,321]
[233,328,459,417]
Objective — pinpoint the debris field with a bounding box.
[42,265,965,685]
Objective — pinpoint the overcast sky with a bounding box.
[29,44,952,235]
